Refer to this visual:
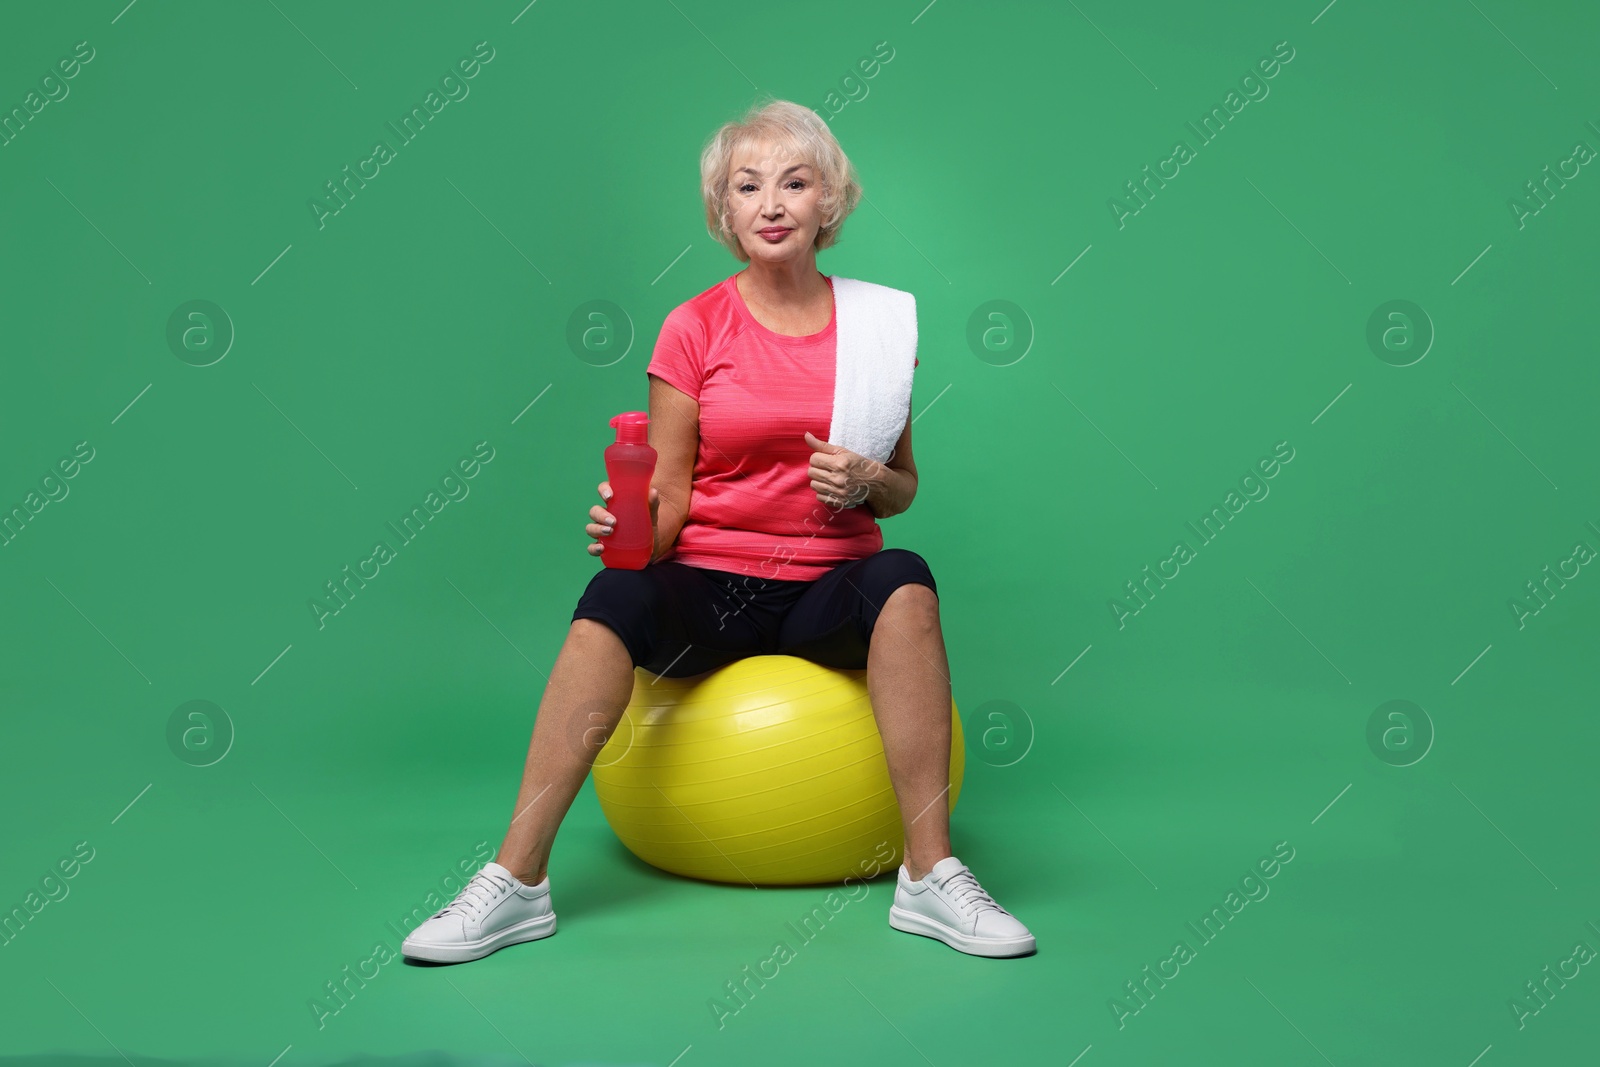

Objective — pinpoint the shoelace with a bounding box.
[937,867,1011,917]
[433,870,512,921]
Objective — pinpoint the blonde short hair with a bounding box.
[700,98,862,262]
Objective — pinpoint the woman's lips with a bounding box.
[758,228,792,242]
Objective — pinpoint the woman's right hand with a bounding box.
[587,480,660,558]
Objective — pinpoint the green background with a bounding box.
[3,0,1598,1064]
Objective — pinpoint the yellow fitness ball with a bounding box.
[591,654,965,886]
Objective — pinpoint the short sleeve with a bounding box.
[646,304,706,401]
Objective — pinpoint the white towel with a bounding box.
[826,275,917,465]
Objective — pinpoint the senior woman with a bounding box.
[402,100,1034,964]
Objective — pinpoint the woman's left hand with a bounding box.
[804,431,882,510]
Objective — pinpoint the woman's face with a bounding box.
[726,139,823,264]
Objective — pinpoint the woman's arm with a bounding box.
[864,415,918,519]
[647,373,698,562]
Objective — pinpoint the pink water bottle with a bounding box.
[602,411,657,570]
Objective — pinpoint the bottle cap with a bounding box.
[610,411,649,444]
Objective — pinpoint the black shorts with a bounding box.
[571,547,938,678]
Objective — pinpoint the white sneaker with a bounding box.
[889,856,1036,958]
[401,861,556,963]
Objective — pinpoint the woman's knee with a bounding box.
[867,548,938,603]
[571,567,664,665]
[882,582,939,635]
[569,615,627,649]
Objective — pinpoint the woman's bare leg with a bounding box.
[494,618,636,885]
[865,583,954,881]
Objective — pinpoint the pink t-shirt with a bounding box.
[646,273,917,581]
